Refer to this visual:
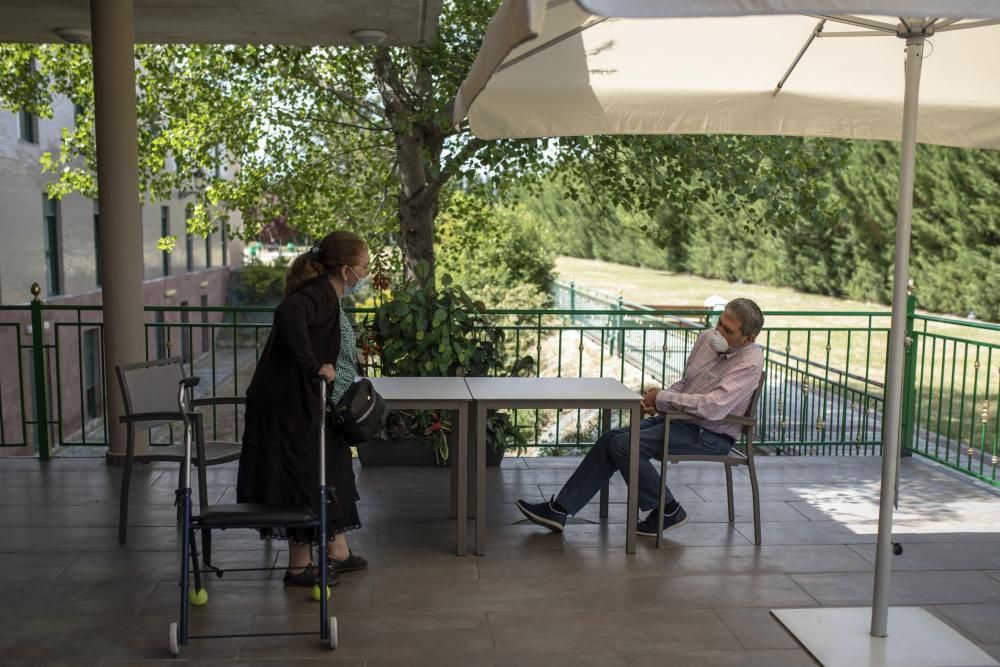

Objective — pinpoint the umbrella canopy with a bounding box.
[455,1,1000,147]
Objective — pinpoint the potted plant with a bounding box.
[356,263,531,466]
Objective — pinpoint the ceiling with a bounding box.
[0,0,442,45]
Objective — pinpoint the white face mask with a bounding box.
[707,329,730,354]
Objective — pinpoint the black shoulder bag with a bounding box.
[329,378,386,444]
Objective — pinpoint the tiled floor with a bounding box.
[1,453,1000,665]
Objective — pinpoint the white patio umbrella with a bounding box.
[454,3,1000,665]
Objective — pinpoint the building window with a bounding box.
[42,195,62,295]
[221,223,228,265]
[19,110,38,143]
[205,233,213,269]
[160,205,171,276]
[185,207,194,272]
[93,200,101,288]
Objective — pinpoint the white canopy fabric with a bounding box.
[455,1,1000,148]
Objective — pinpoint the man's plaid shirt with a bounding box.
[654,329,765,440]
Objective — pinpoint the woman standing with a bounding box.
[237,230,369,586]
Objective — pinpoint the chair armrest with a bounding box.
[663,411,754,427]
[719,414,755,427]
[191,396,246,408]
[119,411,184,424]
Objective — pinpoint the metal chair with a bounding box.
[655,371,766,546]
[115,357,242,546]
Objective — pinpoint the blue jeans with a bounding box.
[555,416,733,515]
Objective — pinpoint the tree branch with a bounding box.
[272,105,390,134]
[434,134,488,190]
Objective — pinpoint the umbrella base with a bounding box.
[771,607,996,667]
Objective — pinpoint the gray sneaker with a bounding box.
[636,505,689,537]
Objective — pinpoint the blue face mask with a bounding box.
[344,268,369,296]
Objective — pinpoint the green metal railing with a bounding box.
[0,281,996,487]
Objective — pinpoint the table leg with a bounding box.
[626,405,641,554]
[599,409,611,519]
[475,403,487,556]
[456,402,468,556]
[450,408,458,519]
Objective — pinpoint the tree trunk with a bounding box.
[398,185,438,288]
[375,47,449,290]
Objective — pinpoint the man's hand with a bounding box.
[318,363,336,383]
[641,387,660,414]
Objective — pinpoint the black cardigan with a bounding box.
[245,275,342,438]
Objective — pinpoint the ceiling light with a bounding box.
[53,27,91,44]
[350,29,387,46]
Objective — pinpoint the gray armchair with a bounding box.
[115,357,242,545]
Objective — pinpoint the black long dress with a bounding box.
[236,275,361,544]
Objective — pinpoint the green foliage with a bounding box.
[373,267,505,378]
[436,190,556,307]
[522,179,671,271]
[531,138,1000,320]
[228,256,290,305]
[551,135,849,236]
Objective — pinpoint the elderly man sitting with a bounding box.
[516,297,765,536]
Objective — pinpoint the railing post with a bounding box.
[617,290,625,359]
[569,280,576,315]
[899,287,918,457]
[29,283,51,461]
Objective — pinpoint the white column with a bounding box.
[90,0,146,459]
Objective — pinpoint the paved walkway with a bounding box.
[1,453,999,665]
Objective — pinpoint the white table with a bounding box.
[463,377,643,555]
[367,377,473,555]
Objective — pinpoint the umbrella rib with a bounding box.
[772,19,825,97]
[816,30,894,37]
[933,17,962,29]
[496,17,608,74]
[935,18,1000,32]
[809,13,898,33]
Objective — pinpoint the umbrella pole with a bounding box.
[870,33,924,639]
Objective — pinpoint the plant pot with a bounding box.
[356,432,507,467]
[355,437,438,466]
[486,446,505,467]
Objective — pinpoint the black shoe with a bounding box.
[283,564,341,587]
[516,496,567,533]
[283,564,319,587]
[329,550,368,574]
[636,505,689,537]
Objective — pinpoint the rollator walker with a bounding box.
[169,375,337,655]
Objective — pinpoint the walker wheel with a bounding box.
[893,542,903,555]
[328,616,338,649]
[311,584,331,601]
[168,622,179,656]
[189,586,209,606]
